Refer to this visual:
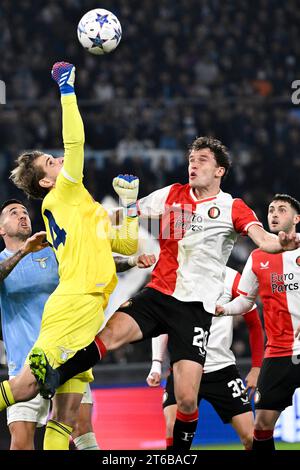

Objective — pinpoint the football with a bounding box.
[77,8,122,55]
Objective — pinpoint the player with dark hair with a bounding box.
[216,194,300,450]
[0,199,100,450]
[0,199,54,449]
[29,142,299,451]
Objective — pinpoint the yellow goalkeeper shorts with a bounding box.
[27,293,106,385]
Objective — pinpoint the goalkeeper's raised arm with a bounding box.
[51,62,85,184]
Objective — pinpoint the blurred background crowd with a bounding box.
[0,0,299,366]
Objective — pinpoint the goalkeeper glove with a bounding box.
[112,174,139,218]
[51,62,75,95]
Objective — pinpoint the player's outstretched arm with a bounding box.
[51,62,85,183]
[0,232,48,283]
[248,224,300,253]
[113,253,156,272]
[110,174,139,255]
[215,295,255,316]
[113,174,139,217]
[216,253,259,316]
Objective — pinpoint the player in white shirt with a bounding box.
[216,194,300,450]
[34,138,300,451]
[146,266,264,450]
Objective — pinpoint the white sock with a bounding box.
[73,432,100,450]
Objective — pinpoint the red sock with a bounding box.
[94,336,107,359]
[166,437,173,449]
[252,429,275,450]
[254,430,274,440]
[176,409,198,422]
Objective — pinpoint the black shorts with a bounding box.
[163,365,252,424]
[119,287,212,366]
[255,356,300,411]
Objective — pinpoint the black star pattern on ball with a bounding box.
[91,33,105,47]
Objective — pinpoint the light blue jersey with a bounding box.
[0,246,59,376]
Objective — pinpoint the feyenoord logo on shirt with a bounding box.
[296,256,300,267]
[208,206,220,219]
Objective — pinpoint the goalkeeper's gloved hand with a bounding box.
[51,62,75,95]
[112,174,139,218]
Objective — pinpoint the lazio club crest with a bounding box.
[34,257,48,269]
[58,346,74,362]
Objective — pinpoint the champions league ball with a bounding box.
[77,8,122,55]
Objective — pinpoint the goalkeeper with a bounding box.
[0,62,139,450]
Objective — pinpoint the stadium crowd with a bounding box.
[0,0,299,364]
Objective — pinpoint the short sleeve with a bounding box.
[232,198,262,235]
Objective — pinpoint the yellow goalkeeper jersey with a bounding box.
[42,94,138,296]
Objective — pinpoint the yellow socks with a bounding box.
[44,419,73,450]
[0,380,15,411]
